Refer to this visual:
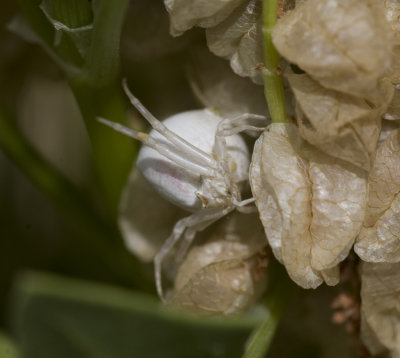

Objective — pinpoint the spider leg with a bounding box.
[122,79,217,169]
[217,113,268,137]
[154,207,234,299]
[234,198,257,213]
[97,117,213,176]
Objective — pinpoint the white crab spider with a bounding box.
[99,79,267,299]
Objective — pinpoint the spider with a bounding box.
[99,79,267,299]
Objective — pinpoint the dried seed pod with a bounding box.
[360,261,400,357]
[169,212,268,314]
[250,123,367,288]
[273,0,393,99]
[119,169,186,262]
[187,47,267,118]
[355,129,400,262]
[206,0,263,84]
[384,0,400,42]
[164,0,244,36]
[385,88,400,120]
[287,72,391,170]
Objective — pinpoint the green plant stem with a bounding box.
[17,0,137,216]
[0,110,151,291]
[16,0,55,48]
[242,264,293,358]
[262,0,287,123]
[66,0,136,216]
[41,0,93,28]
[84,0,130,86]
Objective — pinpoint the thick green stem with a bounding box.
[17,0,137,215]
[16,0,55,48]
[262,0,287,123]
[84,0,130,86]
[41,0,93,29]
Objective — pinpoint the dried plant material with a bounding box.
[169,213,268,313]
[355,129,400,262]
[119,169,186,262]
[288,72,390,170]
[379,119,400,145]
[384,88,400,120]
[360,261,400,356]
[187,47,267,117]
[385,0,400,42]
[164,0,244,36]
[250,123,367,288]
[273,0,393,99]
[206,0,263,84]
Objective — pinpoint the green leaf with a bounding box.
[12,272,259,358]
[0,333,19,358]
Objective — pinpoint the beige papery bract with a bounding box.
[360,261,400,357]
[287,72,392,170]
[355,129,400,262]
[170,212,267,313]
[164,0,265,84]
[206,0,263,85]
[250,123,367,288]
[164,0,243,36]
[273,0,395,170]
[272,0,393,99]
[187,48,267,118]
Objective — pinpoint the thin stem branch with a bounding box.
[262,0,287,123]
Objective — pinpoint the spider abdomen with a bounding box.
[136,109,250,212]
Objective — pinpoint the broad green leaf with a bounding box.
[12,272,259,358]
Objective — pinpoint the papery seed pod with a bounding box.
[384,0,400,42]
[164,0,244,36]
[355,128,400,262]
[273,0,393,99]
[250,123,367,289]
[360,261,400,357]
[287,72,391,170]
[169,212,268,313]
[187,47,267,118]
[385,89,400,120]
[206,0,263,85]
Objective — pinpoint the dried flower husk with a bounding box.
[360,261,400,356]
[164,0,244,36]
[119,169,186,262]
[385,0,400,42]
[206,0,263,84]
[187,47,267,117]
[250,123,367,288]
[385,88,400,120]
[355,128,400,262]
[169,212,268,313]
[164,0,265,84]
[287,72,392,170]
[272,0,393,100]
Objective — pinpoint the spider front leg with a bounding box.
[217,113,268,137]
[154,206,234,300]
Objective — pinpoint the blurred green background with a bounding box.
[0,1,360,357]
